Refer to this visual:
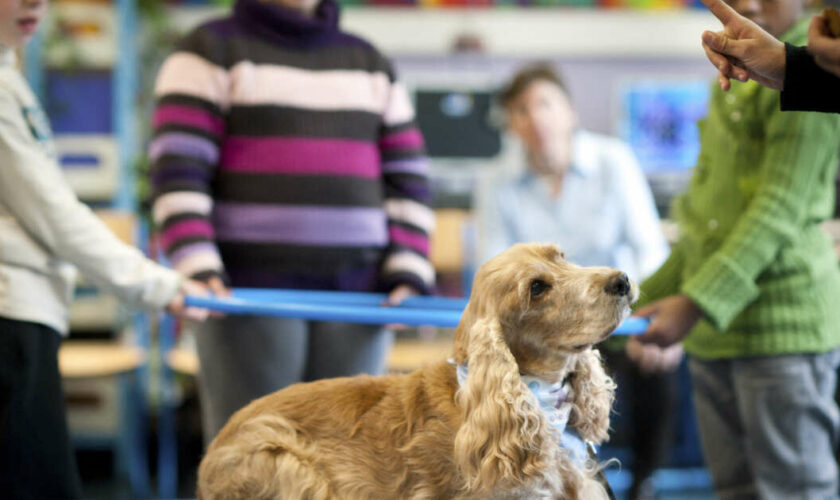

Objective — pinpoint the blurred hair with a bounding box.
[498,63,569,107]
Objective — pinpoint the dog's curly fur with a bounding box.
[197,243,636,499]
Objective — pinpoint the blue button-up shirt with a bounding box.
[477,130,668,281]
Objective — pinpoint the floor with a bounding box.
[606,468,715,500]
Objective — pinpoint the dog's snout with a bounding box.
[605,273,631,296]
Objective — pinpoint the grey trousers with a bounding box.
[689,350,840,500]
[192,315,393,444]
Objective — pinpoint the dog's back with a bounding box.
[197,360,461,500]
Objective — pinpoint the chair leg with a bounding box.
[157,314,179,498]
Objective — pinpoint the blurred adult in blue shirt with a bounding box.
[477,67,668,280]
[476,63,681,500]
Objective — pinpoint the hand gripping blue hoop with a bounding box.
[184,289,649,334]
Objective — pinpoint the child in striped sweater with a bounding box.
[150,0,435,443]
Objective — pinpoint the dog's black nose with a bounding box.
[605,273,631,296]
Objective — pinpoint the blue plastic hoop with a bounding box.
[232,288,469,310]
[185,289,649,335]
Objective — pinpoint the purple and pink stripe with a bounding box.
[219,137,380,178]
[212,202,388,246]
[389,225,429,255]
[382,158,430,177]
[379,129,424,151]
[168,241,220,267]
[161,220,216,251]
[149,132,219,164]
[153,105,225,137]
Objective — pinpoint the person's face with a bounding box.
[262,0,320,17]
[0,0,46,49]
[506,79,577,170]
[726,0,803,38]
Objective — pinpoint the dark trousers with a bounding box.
[0,316,82,499]
[601,346,678,497]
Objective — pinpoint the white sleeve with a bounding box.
[475,171,516,265]
[612,142,669,279]
[0,90,181,310]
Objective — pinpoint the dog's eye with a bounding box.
[530,279,551,297]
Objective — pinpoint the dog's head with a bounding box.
[452,243,634,495]
[453,242,637,379]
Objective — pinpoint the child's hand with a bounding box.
[167,279,214,321]
[625,337,684,374]
[382,284,420,330]
[384,284,419,306]
[204,276,231,297]
[634,294,702,348]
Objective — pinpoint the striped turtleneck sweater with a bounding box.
[149,0,435,294]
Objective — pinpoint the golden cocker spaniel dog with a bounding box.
[197,243,637,499]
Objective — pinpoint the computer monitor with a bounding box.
[414,89,502,159]
[617,78,709,175]
[616,78,710,216]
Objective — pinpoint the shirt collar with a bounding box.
[570,129,598,176]
[520,130,594,187]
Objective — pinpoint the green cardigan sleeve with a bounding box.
[681,101,839,331]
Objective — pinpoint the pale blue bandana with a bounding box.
[451,361,591,467]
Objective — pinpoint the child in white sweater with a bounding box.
[0,0,208,497]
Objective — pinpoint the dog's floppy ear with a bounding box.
[568,349,615,444]
[453,317,550,494]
